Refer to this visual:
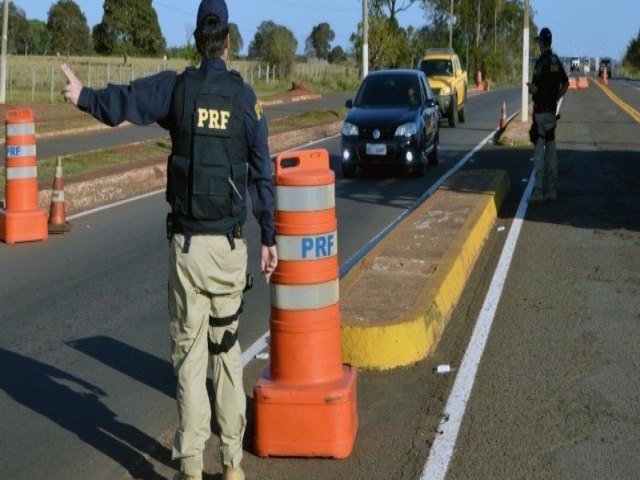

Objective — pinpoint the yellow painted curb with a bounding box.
[341,170,510,370]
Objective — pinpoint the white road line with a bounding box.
[420,170,535,480]
[623,81,640,92]
[67,190,164,220]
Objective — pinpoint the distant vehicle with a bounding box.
[583,58,591,73]
[599,58,612,78]
[418,48,468,128]
[570,57,580,72]
[341,69,440,178]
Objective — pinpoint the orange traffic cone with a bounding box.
[499,101,507,130]
[600,66,609,86]
[48,156,71,234]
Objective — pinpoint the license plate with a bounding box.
[366,143,387,155]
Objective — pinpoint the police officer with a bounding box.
[61,1,277,479]
[527,27,569,203]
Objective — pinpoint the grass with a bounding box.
[4,54,360,103]
[269,108,346,134]
[1,140,172,186]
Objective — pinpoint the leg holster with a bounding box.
[207,303,243,355]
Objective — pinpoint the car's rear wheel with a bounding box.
[448,94,458,128]
[458,91,467,123]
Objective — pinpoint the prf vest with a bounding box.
[532,51,565,113]
[166,67,249,236]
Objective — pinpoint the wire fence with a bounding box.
[2,55,359,104]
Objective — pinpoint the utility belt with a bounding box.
[166,212,243,253]
[533,104,556,114]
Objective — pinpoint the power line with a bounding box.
[153,0,193,18]
[264,0,358,13]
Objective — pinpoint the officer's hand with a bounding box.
[60,63,83,107]
[261,245,278,284]
[527,82,538,95]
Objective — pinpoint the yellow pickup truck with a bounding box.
[418,49,468,127]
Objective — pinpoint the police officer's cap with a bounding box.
[196,0,228,33]
[536,27,552,44]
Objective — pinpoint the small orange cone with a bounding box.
[499,101,507,130]
[600,66,609,86]
[48,156,71,234]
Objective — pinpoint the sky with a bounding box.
[11,0,640,60]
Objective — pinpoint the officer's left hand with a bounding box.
[60,63,83,106]
[261,245,278,284]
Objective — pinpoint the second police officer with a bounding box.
[527,26,569,203]
[61,1,278,479]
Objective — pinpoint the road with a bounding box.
[1,80,638,479]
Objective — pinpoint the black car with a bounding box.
[340,69,440,178]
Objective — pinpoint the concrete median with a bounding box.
[340,169,510,370]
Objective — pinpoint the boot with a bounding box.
[223,465,245,480]
[528,188,544,204]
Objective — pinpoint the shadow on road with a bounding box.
[67,335,176,399]
[0,347,172,479]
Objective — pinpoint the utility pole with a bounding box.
[448,0,454,50]
[0,0,9,104]
[494,0,498,52]
[362,0,369,78]
[521,0,530,122]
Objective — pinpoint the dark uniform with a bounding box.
[529,43,569,202]
[77,58,275,477]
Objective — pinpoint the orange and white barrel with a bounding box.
[0,109,48,244]
[254,149,358,459]
[270,149,341,385]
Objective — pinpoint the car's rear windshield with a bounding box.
[419,60,454,77]
[354,76,420,107]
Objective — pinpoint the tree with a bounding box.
[623,29,640,71]
[228,23,243,59]
[328,45,347,64]
[351,15,411,70]
[47,0,90,56]
[92,0,166,57]
[7,2,31,55]
[28,20,50,55]
[248,21,297,75]
[306,22,335,60]
[266,26,298,75]
[369,0,419,20]
[419,0,537,80]
[248,21,278,59]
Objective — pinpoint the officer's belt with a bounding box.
[534,104,556,114]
